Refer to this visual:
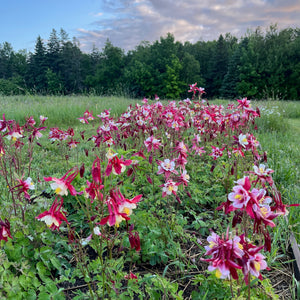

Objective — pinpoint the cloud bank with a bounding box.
[77,0,300,52]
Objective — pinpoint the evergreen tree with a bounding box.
[26,36,47,92]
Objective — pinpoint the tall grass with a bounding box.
[0,95,139,127]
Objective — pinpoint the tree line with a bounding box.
[0,25,300,100]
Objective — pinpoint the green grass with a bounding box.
[0,95,139,127]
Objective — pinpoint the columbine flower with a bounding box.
[39,115,48,125]
[128,224,141,252]
[203,230,244,280]
[68,139,80,149]
[144,136,162,152]
[238,134,248,148]
[6,130,23,141]
[44,167,79,196]
[228,176,252,209]
[36,197,69,231]
[157,158,178,178]
[239,235,269,284]
[161,180,179,197]
[210,146,225,160]
[179,170,190,186]
[0,218,12,241]
[105,149,132,176]
[13,177,35,200]
[99,189,142,227]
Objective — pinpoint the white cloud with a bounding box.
[76,0,300,52]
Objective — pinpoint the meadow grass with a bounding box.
[0,95,139,127]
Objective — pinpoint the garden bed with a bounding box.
[0,89,299,299]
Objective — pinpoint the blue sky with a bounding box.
[1,0,300,53]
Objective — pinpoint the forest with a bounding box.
[0,25,300,100]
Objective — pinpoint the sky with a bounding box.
[1,0,300,53]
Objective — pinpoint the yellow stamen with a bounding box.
[254,261,261,271]
[260,207,268,217]
[215,269,222,278]
[55,187,62,194]
[123,207,131,215]
[234,194,242,200]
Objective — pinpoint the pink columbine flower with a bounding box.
[44,167,79,196]
[174,141,189,157]
[144,136,162,152]
[179,170,190,186]
[36,197,69,231]
[228,176,252,209]
[203,230,244,280]
[157,158,178,178]
[6,129,23,141]
[0,218,12,241]
[128,224,141,252]
[239,235,269,284]
[210,146,225,160]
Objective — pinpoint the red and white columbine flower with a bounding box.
[161,180,180,197]
[210,146,225,160]
[0,218,12,241]
[238,133,248,148]
[39,115,48,125]
[36,197,69,231]
[157,158,178,179]
[203,230,269,284]
[13,177,35,200]
[144,136,162,152]
[99,189,142,227]
[203,230,244,280]
[105,149,132,176]
[228,176,252,209]
[44,167,79,196]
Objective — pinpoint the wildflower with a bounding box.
[161,180,179,197]
[44,167,79,196]
[124,272,138,281]
[239,235,269,284]
[203,230,244,280]
[0,218,12,241]
[13,177,35,200]
[39,115,48,125]
[144,136,162,152]
[6,129,23,141]
[238,134,248,148]
[0,113,13,132]
[105,149,132,176]
[173,141,189,158]
[99,189,142,227]
[157,158,178,178]
[228,176,252,209]
[179,170,190,186]
[68,139,80,149]
[36,197,69,231]
[209,146,225,160]
[128,224,141,251]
